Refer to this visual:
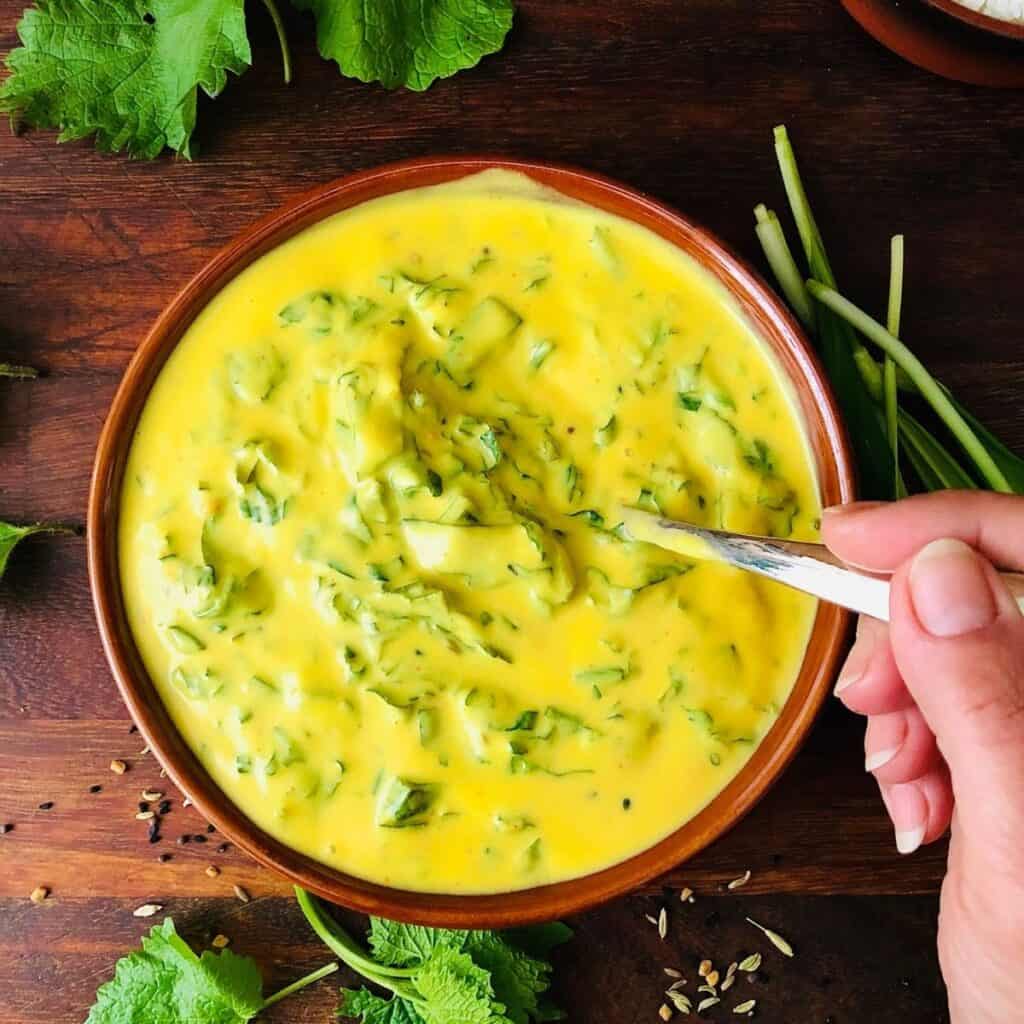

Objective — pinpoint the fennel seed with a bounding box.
[698,959,712,978]
[141,790,163,802]
[133,903,162,918]
[697,996,720,1013]
[233,884,251,903]
[679,886,694,903]
[658,1004,672,1021]
[667,980,686,993]
[668,991,692,1014]
[706,970,720,987]
[658,907,668,939]
[211,934,230,949]
[721,974,735,993]
[205,865,220,878]
[109,759,127,775]
[727,870,752,890]
[733,1000,756,1015]
[746,917,794,957]
[135,810,155,821]
[738,953,762,973]
[664,968,683,979]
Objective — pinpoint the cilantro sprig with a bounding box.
[84,917,338,1024]
[0,0,516,160]
[295,887,570,1024]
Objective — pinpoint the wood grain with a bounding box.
[2,0,1022,1017]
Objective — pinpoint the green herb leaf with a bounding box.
[294,0,515,91]
[85,917,335,1024]
[341,989,427,1024]
[0,522,73,580]
[0,0,251,159]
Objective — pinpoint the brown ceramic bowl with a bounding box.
[89,157,855,928]
[924,0,1024,40]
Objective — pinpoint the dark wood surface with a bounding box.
[3,0,1023,1019]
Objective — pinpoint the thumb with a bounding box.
[889,538,1024,840]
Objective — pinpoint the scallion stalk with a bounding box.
[885,235,906,497]
[754,205,815,330]
[807,281,1012,493]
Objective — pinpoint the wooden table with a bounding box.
[2,1,1021,1020]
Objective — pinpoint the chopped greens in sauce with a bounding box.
[119,171,820,895]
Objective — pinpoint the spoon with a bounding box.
[619,507,1024,622]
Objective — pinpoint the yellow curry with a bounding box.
[120,171,819,894]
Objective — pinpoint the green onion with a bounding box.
[753,204,814,330]
[885,235,907,498]
[807,281,1011,493]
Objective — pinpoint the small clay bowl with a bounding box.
[924,0,1024,41]
[89,158,855,928]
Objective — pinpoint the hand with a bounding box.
[823,492,1024,1024]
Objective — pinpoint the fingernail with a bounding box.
[865,747,900,773]
[834,645,869,696]
[909,538,998,638]
[822,501,886,521]
[895,825,925,856]
[881,782,927,856]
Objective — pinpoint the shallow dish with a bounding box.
[89,157,854,927]
[925,0,1024,40]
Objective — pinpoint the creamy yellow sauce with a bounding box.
[120,171,820,894]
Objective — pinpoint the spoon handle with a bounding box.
[642,518,1024,623]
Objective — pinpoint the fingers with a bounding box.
[886,539,1024,856]
[864,705,941,784]
[822,491,1024,573]
[834,615,914,715]
[879,763,954,854]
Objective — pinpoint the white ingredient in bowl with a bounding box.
[953,0,1024,23]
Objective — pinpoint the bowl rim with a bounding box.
[923,0,1024,39]
[88,155,855,928]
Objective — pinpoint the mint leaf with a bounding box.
[414,947,512,1024]
[501,923,573,960]
[0,0,251,159]
[293,0,515,91]
[368,919,468,967]
[463,932,549,1024]
[85,916,334,1024]
[341,988,427,1024]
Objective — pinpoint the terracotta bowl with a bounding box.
[89,157,855,928]
[924,0,1024,40]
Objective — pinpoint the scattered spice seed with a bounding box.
[158,800,172,815]
[645,914,658,926]
[205,865,220,878]
[139,745,151,756]
[738,954,762,973]
[110,759,127,775]
[182,797,193,808]
[141,790,163,802]
[30,886,49,904]
[706,970,720,987]
[38,801,54,811]
[133,903,162,918]
[128,724,138,734]
[206,824,215,834]
[158,853,171,863]
[668,991,692,1013]
[89,784,103,794]
[721,975,735,993]
[697,984,717,997]
[658,907,668,940]
[728,870,752,890]
[211,934,230,949]
[658,1004,672,1021]
[158,768,167,778]
[138,802,150,812]
[696,996,720,1013]
[733,1000,756,1015]
[698,960,712,979]
[664,968,683,979]
[667,980,686,993]
[746,917,794,957]
[148,821,161,844]
[192,834,208,844]
[1,823,13,835]
[216,843,230,854]
[136,810,155,821]
[679,887,694,903]
[233,884,251,903]
[177,834,191,845]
